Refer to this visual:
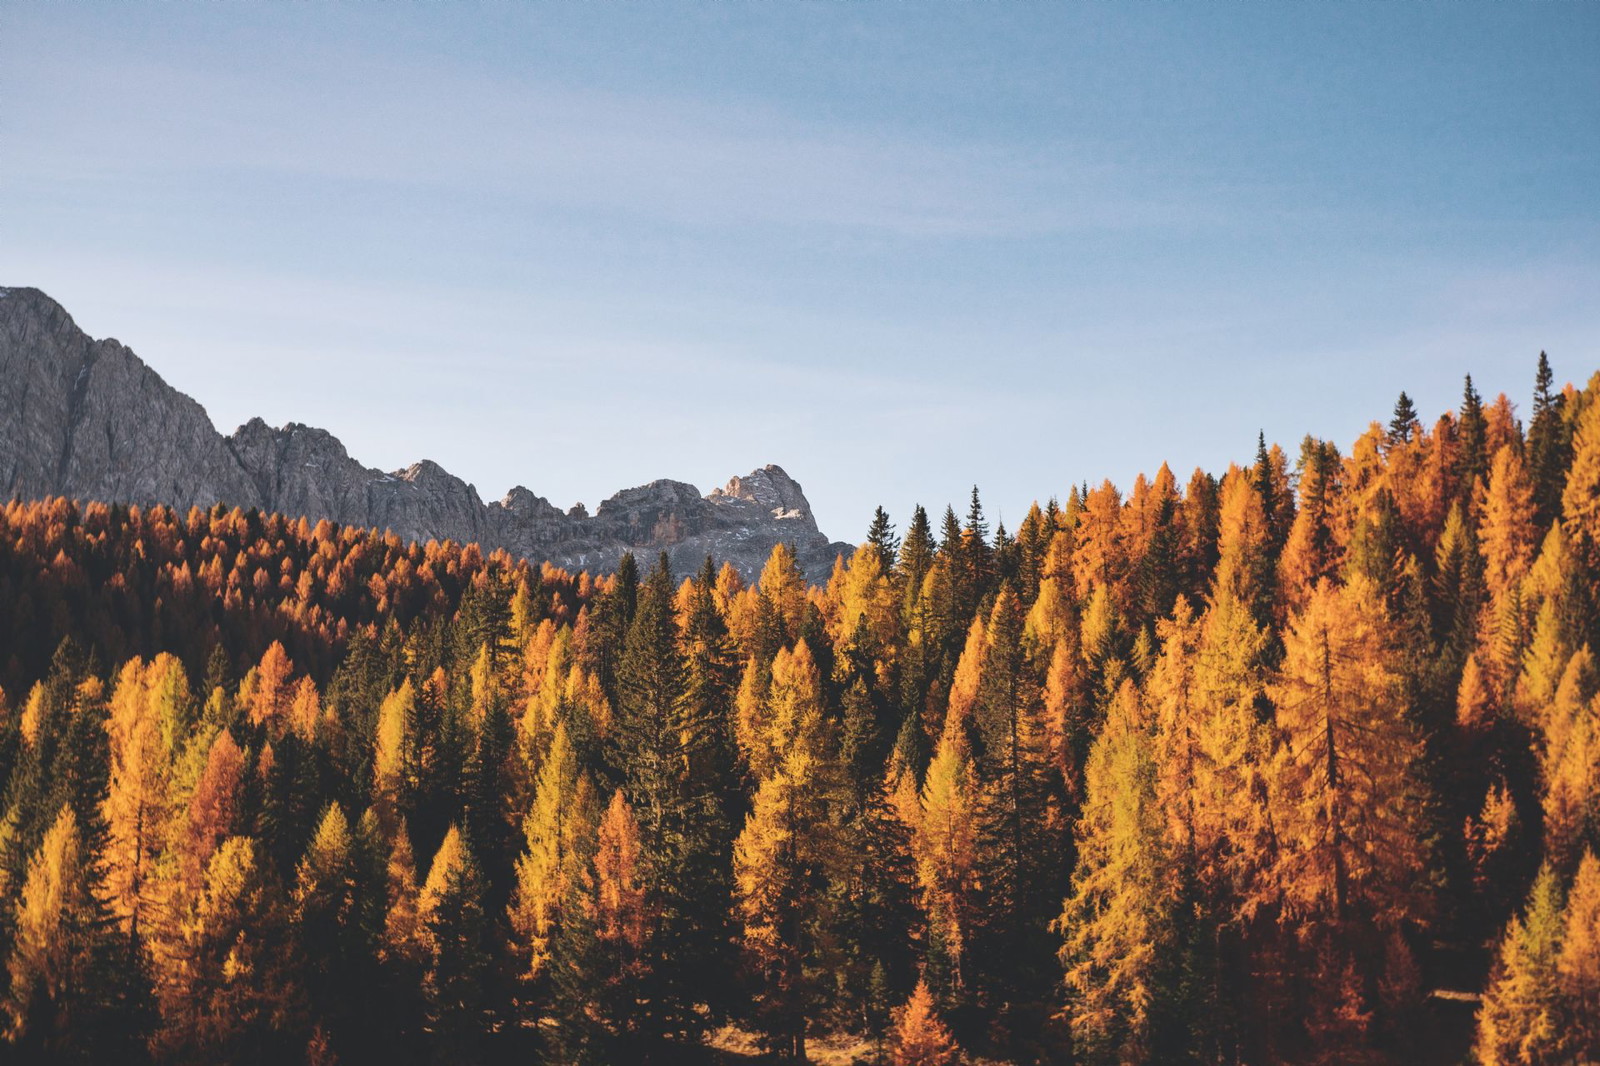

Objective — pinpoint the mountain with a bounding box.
[0,286,850,581]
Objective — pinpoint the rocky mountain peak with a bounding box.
[710,464,815,524]
[0,287,850,581]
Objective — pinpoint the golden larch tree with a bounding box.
[1478,445,1537,614]
[1265,577,1427,928]
[888,979,961,1066]
[1057,680,1176,1063]
[509,721,597,982]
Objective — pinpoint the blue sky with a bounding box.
[3,3,1596,541]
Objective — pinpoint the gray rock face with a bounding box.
[0,287,850,582]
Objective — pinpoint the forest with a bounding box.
[0,355,1597,1065]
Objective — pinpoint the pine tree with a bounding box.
[969,585,1058,1046]
[1389,392,1420,445]
[899,506,937,618]
[1526,352,1568,527]
[1459,374,1489,502]
[868,506,901,572]
[962,487,994,599]
[609,555,727,1047]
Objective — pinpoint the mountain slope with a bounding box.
[0,286,849,580]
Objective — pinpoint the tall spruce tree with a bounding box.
[1527,352,1568,528]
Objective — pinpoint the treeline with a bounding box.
[1,356,1598,1065]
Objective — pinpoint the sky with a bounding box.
[3,2,1597,542]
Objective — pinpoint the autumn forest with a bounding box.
[2,357,1599,1065]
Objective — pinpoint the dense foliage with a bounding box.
[1,356,1597,1064]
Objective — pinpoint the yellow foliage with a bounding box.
[887,979,960,1066]
[1266,577,1425,927]
[1479,445,1537,612]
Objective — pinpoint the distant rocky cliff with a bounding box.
[0,286,849,581]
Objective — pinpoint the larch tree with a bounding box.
[1265,577,1427,929]
[554,789,657,1064]
[3,805,137,1062]
[103,657,178,947]
[888,979,961,1066]
[418,825,492,1064]
[293,803,377,1064]
[913,716,980,1000]
[731,630,843,1061]
[1214,464,1274,626]
[1478,445,1538,616]
[1057,681,1180,1065]
[508,721,597,990]
[1561,382,1600,587]
[1474,866,1564,1066]
[733,743,840,1062]
[244,641,294,731]
[154,834,308,1065]
[1540,685,1598,876]
[1556,850,1600,1060]
[372,679,417,829]
[1150,588,1271,901]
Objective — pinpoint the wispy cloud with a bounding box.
[5,44,1222,240]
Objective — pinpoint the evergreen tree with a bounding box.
[970,586,1057,1049]
[1389,391,1420,445]
[609,554,727,1047]
[1459,373,1489,502]
[868,506,901,572]
[1526,352,1568,527]
[899,506,937,618]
